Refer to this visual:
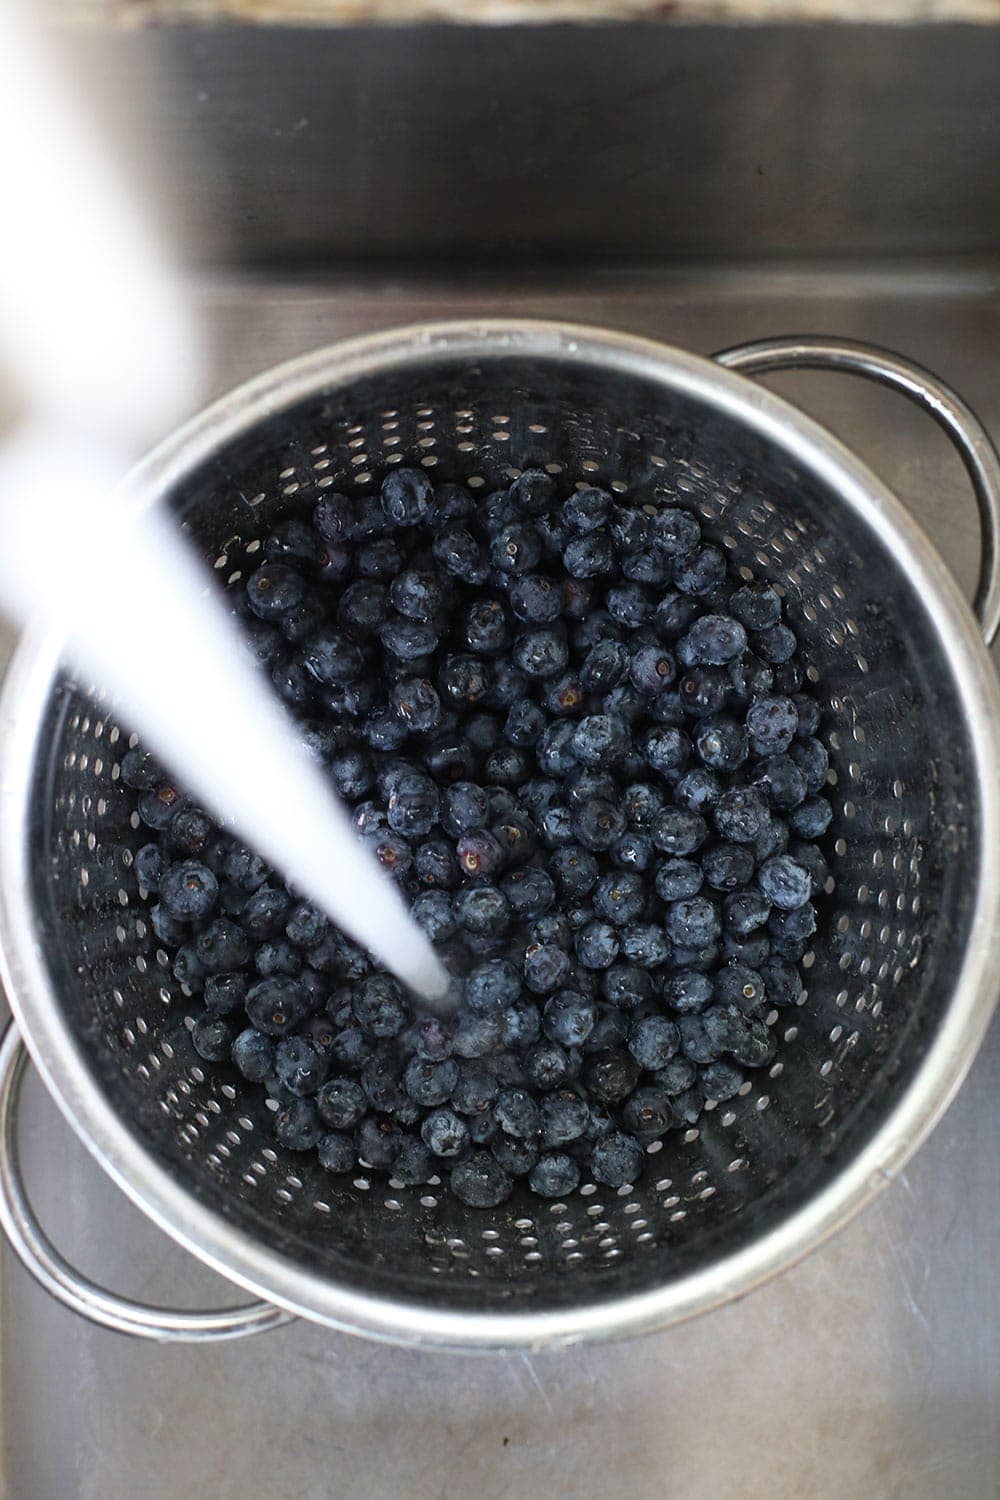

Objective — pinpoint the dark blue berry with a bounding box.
[524,943,573,994]
[590,1130,643,1187]
[592,871,646,926]
[571,799,626,852]
[628,1015,680,1069]
[642,726,690,775]
[574,921,620,970]
[450,1151,513,1208]
[571,714,630,768]
[247,563,306,619]
[563,531,615,578]
[231,1028,274,1082]
[380,616,439,662]
[195,918,250,972]
[791,796,832,838]
[758,854,811,909]
[509,573,562,623]
[150,903,189,946]
[542,990,597,1046]
[453,885,511,938]
[755,624,797,663]
[465,958,520,1013]
[403,1056,460,1106]
[411,889,456,943]
[159,861,218,921]
[655,858,703,901]
[317,1132,355,1174]
[274,1098,324,1151]
[191,1014,238,1062]
[563,486,612,533]
[381,466,434,526]
[579,639,629,693]
[619,922,672,968]
[702,842,755,891]
[788,736,830,794]
[674,544,726,595]
[651,506,701,554]
[540,1090,589,1145]
[623,1086,674,1140]
[432,525,489,584]
[674,768,723,812]
[663,970,713,1013]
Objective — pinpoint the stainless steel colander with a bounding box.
[1,321,999,1351]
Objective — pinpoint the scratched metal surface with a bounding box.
[1,266,998,1499]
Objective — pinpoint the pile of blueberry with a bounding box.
[127,465,831,1209]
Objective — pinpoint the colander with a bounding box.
[1,321,999,1352]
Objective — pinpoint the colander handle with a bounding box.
[0,1024,293,1342]
[713,336,1000,647]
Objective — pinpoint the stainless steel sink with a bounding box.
[2,16,999,1496]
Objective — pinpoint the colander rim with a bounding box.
[1,317,998,1350]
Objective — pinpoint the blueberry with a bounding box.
[150,903,189,946]
[745,694,797,756]
[511,626,568,680]
[674,768,723,812]
[167,807,212,857]
[241,884,292,939]
[363,829,413,878]
[790,839,829,897]
[441,781,488,837]
[492,811,539,868]
[758,854,811,910]
[610,832,654,872]
[579,639,629,695]
[693,718,748,773]
[245,978,311,1036]
[401,1055,459,1106]
[453,885,511,938]
[671,1087,705,1125]
[580,1047,640,1106]
[499,868,556,923]
[302,628,363,686]
[702,842,755,891]
[381,466,434,526]
[535,720,579,777]
[274,1035,329,1096]
[255,939,302,978]
[788,737,830,794]
[358,538,404,579]
[191,1015,238,1063]
[592,871,646,926]
[231,1028,275,1082]
[652,809,706,857]
[673,544,726,595]
[655,858,703,901]
[600,964,653,1009]
[730,582,781,631]
[628,1015,680,1070]
[664,896,721,947]
[509,573,562,624]
[121,747,163,791]
[159,860,218,921]
[498,1000,540,1052]
[388,678,442,734]
[453,830,503,885]
[353,975,408,1037]
[662,970,714,1012]
[432,525,489,584]
[571,799,626,852]
[700,1061,745,1102]
[618,923,671,968]
[623,1086,674,1140]
[450,1151,512,1208]
[654,592,702,637]
[563,486,612,533]
[316,1076,367,1129]
[172,943,205,990]
[494,1087,541,1139]
[678,667,729,718]
[274,1098,324,1152]
[723,889,772,934]
[523,943,572,994]
[380,616,440,662]
[408,890,454,946]
[651,506,701,554]
[641,726,691,776]
[316,1132,355,1174]
[563,531,615,578]
[195,918,250,972]
[540,1090,589,1145]
[525,1041,571,1090]
[330,1027,373,1070]
[606,582,653,628]
[464,958,520,1013]
[791,796,833,838]
[489,521,541,576]
[629,644,677,694]
[678,615,748,666]
[570,714,630,768]
[451,1012,504,1059]
[438,654,493,710]
[590,1130,643,1187]
[713,787,769,844]
[754,623,797,664]
[714,963,766,1013]
[451,1063,500,1118]
[246,563,306,619]
[574,921,620,970]
[793,693,822,737]
[542,989,597,1046]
